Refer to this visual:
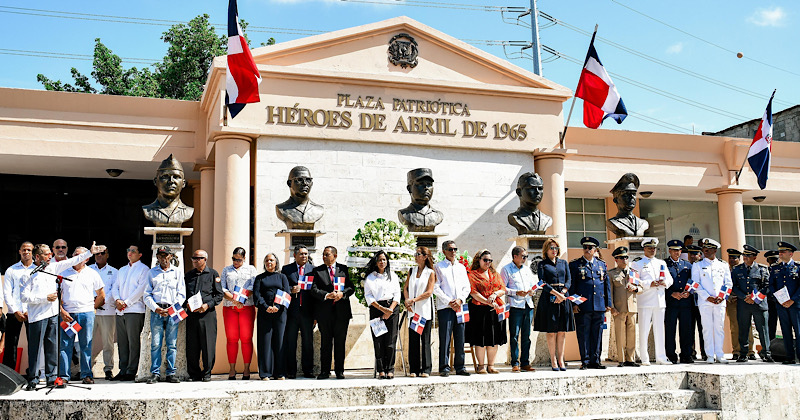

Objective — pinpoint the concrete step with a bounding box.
[570,409,721,420]
[231,389,705,420]
[229,371,690,412]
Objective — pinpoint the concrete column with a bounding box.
[212,134,252,272]
[189,180,201,254]
[534,150,568,258]
[714,188,747,251]
[196,164,216,259]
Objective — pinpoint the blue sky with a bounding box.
[1,0,796,135]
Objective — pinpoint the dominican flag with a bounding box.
[232,285,251,304]
[718,285,730,299]
[747,90,775,190]
[274,290,292,308]
[225,0,262,119]
[168,303,188,322]
[567,294,587,304]
[686,280,701,293]
[575,32,627,129]
[752,290,766,304]
[333,276,346,292]
[456,303,470,323]
[496,304,510,322]
[60,320,82,338]
[658,265,666,282]
[628,269,640,286]
[530,280,545,293]
[409,313,427,334]
[298,275,313,290]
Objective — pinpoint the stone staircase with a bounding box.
[228,370,720,419]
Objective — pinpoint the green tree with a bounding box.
[37,14,270,101]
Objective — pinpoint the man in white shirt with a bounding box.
[433,240,471,377]
[89,247,119,381]
[58,247,105,385]
[110,245,150,381]
[20,241,100,390]
[501,246,537,372]
[631,238,673,365]
[3,242,34,371]
[691,238,733,364]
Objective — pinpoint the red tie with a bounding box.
[297,266,303,305]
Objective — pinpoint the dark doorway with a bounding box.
[0,174,194,271]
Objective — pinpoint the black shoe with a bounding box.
[303,372,315,378]
[56,381,67,389]
[111,373,124,381]
[439,371,450,377]
[317,373,330,380]
[147,374,159,384]
[670,359,679,364]
[730,353,740,360]
[287,375,296,379]
[335,373,345,379]
[105,371,114,381]
[783,359,796,365]
[589,363,607,369]
[121,374,136,382]
[623,361,640,367]
[456,370,470,376]
[166,375,180,383]
[764,355,775,363]
[202,376,211,382]
[24,382,36,391]
[617,362,625,367]
[579,364,588,370]
[737,356,748,363]
[748,354,756,360]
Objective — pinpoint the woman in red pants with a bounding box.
[221,247,258,380]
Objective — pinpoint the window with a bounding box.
[566,198,607,248]
[744,205,800,250]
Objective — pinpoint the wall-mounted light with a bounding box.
[564,188,569,193]
[753,196,766,203]
[106,169,124,178]
[639,191,653,198]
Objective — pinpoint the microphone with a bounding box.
[31,261,47,275]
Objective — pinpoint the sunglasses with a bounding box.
[94,251,107,256]
[232,258,244,262]
[191,256,206,261]
[126,248,140,253]
[54,246,67,250]
[615,256,629,260]
[415,252,426,257]
[520,255,528,260]
[445,247,458,252]
[549,246,560,251]
[482,258,493,263]
[583,245,596,250]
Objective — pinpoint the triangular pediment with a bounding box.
[248,16,569,94]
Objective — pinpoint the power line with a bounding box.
[609,0,800,78]
[538,12,793,108]
[0,48,155,65]
[338,0,502,12]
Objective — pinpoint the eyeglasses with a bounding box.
[482,258,493,263]
[94,251,107,256]
[54,246,67,250]
[549,246,560,251]
[191,256,206,261]
[521,255,528,260]
[614,256,629,260]
[126,248,139,253]
[445,247,458,252]
[583,245,596,250]
[232,258,244,262]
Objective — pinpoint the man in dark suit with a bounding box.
[184,249,224,382]
[665,240,695,364]
[732,244,773,363]
[309,246,354,379]
[569,236,612,370]
[281,245,316,379]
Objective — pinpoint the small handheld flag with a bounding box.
[686,280,700,293]
[628,269,640,286]
[168,303,188,322]
[602,314,608,330]
[298,275,313,290]
[274,290,292,308]
[60,320,82,338]
[333,276,345,292]
[496,304,510,322]
[567,295,587,304]
[232,285,252,304]
[658,265,666,282]
[744,90,775,189]
[752,290,766,304]
[369,318,388,337]
[456,303,470,323]
[409,313,427,335]
[530,280,545,293]
[718,285,730,299]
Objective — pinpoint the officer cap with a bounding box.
[517,172,543,190]
[610,173,640,194]
[686,245,702,254]
[778,241,798,252]
[612,246,629,258]
[407,168,434,185]
[156,154,184,174]
[702,238,721,249]
[742,244,759,256]
[156,245,175,255]
[642,238,659,248]
[764,250,779,258]
[581,236,600,247]
[727,248,742,257]
[667,240,683,250]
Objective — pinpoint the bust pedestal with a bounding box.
[276,229,325,262]
[509,234,558,255]
[137,227,193,382]
[409,232,448,252]
[607,237,646,257]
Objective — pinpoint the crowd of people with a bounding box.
[1,234,798,390]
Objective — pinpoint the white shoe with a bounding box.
[717,358,728,364]
[706,358,715,364]
[640,361,651,366]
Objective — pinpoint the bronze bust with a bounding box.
[398,168,443,232]
[508,172,552,235]
[276,166,324,230]
[606,173,649,237]
[142,154,194,227]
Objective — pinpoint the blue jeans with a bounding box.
[509,306,533,367]
[150,311,179,375]
[59,312,94,380]
[438,308,466,373]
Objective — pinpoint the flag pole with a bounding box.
[560,24,598,149]
[735,89,776,185]
[223,104,229,127]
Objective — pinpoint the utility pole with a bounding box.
[529,0,542,76]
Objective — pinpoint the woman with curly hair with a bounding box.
[465,249,506,374]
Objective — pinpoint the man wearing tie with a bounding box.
[631,238,673,365]
[770,241,800,364]
[732,244,773,363]
[281,245,316,379]
[665,240,694,364]
[568,236,612,370]
[310,246,354,379]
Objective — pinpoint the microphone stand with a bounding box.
[30,270,91,394]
